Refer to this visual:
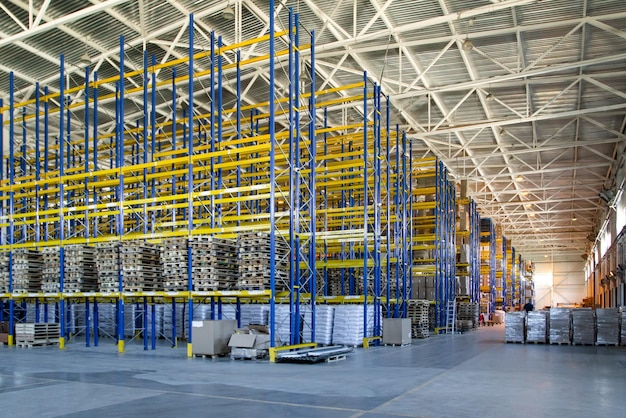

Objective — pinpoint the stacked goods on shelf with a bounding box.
[595,308,619,345]
[274,304,292,345]
[122,303,163,338]
[494,225,503,310]
[237,232,289,290]
[11,249,43,292]
[302,305,335,345]
[64,245,98,292]
[505,312,525,343]
[163,302,189,340]
[407,299,429,338]
[14,322,60,346]
[471,303,480,328]
[0,252,9,292]
[25,303,57,322]
[414,277,435,301]
[95,303,117,339]
[41,247,60,292]
[239,304,269,326]
[456,301,474,333]
[325,268,342,296]
[68,303,95,335]
[549,308,571,344]
[526,311,548,343]
[97,242,120,292]
[505,240,513,308]
[572,308,595,345]
[332,304,378,346]
[428,304,436,331]
[190,236,238,291]
[120,241,162,291]
[161,238,188,291]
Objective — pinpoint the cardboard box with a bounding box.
[383,318,412,345]
[192,320,237,356]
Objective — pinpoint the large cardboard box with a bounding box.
[382,318,411,345]
[192,320,237,356]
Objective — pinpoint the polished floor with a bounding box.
[1,325,625,417]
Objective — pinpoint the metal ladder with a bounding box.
[445,300,457,334]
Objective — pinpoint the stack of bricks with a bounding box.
[64,245,98,292]
[120,241,162,291]
[190,236,238,291]
[237,232,289,290]
[161,238,188,291]
[11,249,43,293]
[41,247,60,292]
[96,242,120,292]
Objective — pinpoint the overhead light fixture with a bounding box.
[516,175,524,182]
[222,4,235,20]
[521,191,529,196]
[486,93,494,101]
[80,52,91,66]
[572,215,577,221]
[462,39,474,51]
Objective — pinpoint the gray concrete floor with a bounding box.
[1,325,625,417]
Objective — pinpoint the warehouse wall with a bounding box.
[532,255,586,309]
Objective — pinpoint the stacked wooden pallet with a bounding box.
[190,236,238,291]
[456,301,475,332]
[161,238,188,291]
[15,322,60,347]
[407,299,430,338]
[325,268,342,296]
[120,241,162,291]
[96,242,120,292]
[41,247,60,292]
[12,249,43,293]
[0,251,10,292]
[237,232,289,290]
[64,245,98,292]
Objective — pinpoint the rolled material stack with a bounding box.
[505,312,525,342]
[572,308,595,345]
[596,308,619,345]
[549,308,571,344]
[526,311,548,343]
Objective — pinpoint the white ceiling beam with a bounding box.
[0,0,133,48]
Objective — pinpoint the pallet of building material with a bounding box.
[41,246,60,292]
[549,308,571,344]
[504,312,525,343]
[526,311,548,343]
[595,308,619,345]
[11,249,43,293]
[120,241,163,291]
[0,251,9,292]
[239,304,269,327]
[407,299,429,338]
[332,304,379,346]
[63,245,98,292]
[96,242,121,293]
[571,308,595,345]
[160,237,188,291]
[15,322,60,346]
[302,305,335,345]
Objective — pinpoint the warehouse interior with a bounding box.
[0,0,624,417]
